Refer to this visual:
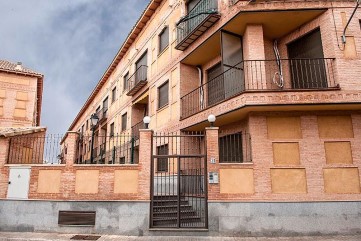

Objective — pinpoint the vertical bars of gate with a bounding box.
[150,131,208,229]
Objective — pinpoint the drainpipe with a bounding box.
[197,66,204,109]
[342,0,361,44]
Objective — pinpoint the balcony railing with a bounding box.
[126,65,148,96]
[181,58,337,119]
[175,0,220,51]
[131,120,144,140]
[96,107,108,122]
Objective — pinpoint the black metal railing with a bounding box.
[126,65,148,94]
[176,0,218,46]
[76,135,138,165]
[181,58,337,119]
[219,131,252,163]
[7,134,64,164]
[131,120,144,140]
[96,107,108,122]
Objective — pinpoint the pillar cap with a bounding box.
[205,127,219,130]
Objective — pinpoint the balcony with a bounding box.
[175,0,220,51]
[96,107,108,123]
[126,65,148,96]
[180,58,338,119]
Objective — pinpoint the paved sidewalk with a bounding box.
[1,232,361,241]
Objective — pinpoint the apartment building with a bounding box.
[2,0,361,236]
[0,60,43,127]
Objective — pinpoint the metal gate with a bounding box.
[150,132,207,229]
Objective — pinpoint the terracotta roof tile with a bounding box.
[0,126,47,137]
[0,59,43,76]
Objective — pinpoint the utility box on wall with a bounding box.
[7,167,31,199]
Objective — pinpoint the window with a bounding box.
[158,81,169,109]
[121,113,127,131]
[123,72,129,91]
[135,51,148,83]
[110,123,115,137]
[86,120,89,130]
[157,144,168,172]
[112,87,116,103]
[81,125,84,134]
[219,133,243,163]
[159,26,169,54]
[103,97,108,112]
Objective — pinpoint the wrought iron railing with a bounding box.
[126,65,148,94]
[180,58,337,119]
[96,107,108,122]
[76,135,138,165]
[176,0,218,46]
[7,134,64,164]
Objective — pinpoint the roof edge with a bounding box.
[68,0,163,131]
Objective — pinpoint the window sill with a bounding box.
[219,162,254,166]
[157,104,169,112]
[158,45,169,57]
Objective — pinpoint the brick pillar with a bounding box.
[138,129,153,200]
[63,131,79,167]
[205,127,219,201]
[243,24,267,90]
[0,137,10,198]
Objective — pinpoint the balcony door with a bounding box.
[221,31,244,98]
[135,51,147,84]
[288,28,327,89]
[207,63,223,106]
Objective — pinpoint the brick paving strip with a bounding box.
[1,233,361,241]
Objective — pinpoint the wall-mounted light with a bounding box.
[143,116,151,129]
[208,114,216,127]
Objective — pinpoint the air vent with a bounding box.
[58,211,96,226]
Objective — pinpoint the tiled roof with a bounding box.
[0,59,43,77]
[0,126,46,137]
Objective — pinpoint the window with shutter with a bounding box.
[103,97,108,112]
[112,87,116,103]
[159,27,169,54]
[123,72,129,91]
[121,113,127,131]
[158,81,169,109]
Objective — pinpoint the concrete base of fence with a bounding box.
[0,200,149,236]
[1,200,361,236]
[208,202,361,236]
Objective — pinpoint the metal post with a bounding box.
[130,137,135,164]
[90,127,95,164]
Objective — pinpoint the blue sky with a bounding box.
[0,0,148,133]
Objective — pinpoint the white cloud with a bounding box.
[0,0,148,133]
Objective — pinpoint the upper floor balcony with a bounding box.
[180,58,338,119]
[96,107,108,123]
[175,0,220,51]
[126,65,148,96]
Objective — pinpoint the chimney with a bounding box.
[14,62,23,71]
